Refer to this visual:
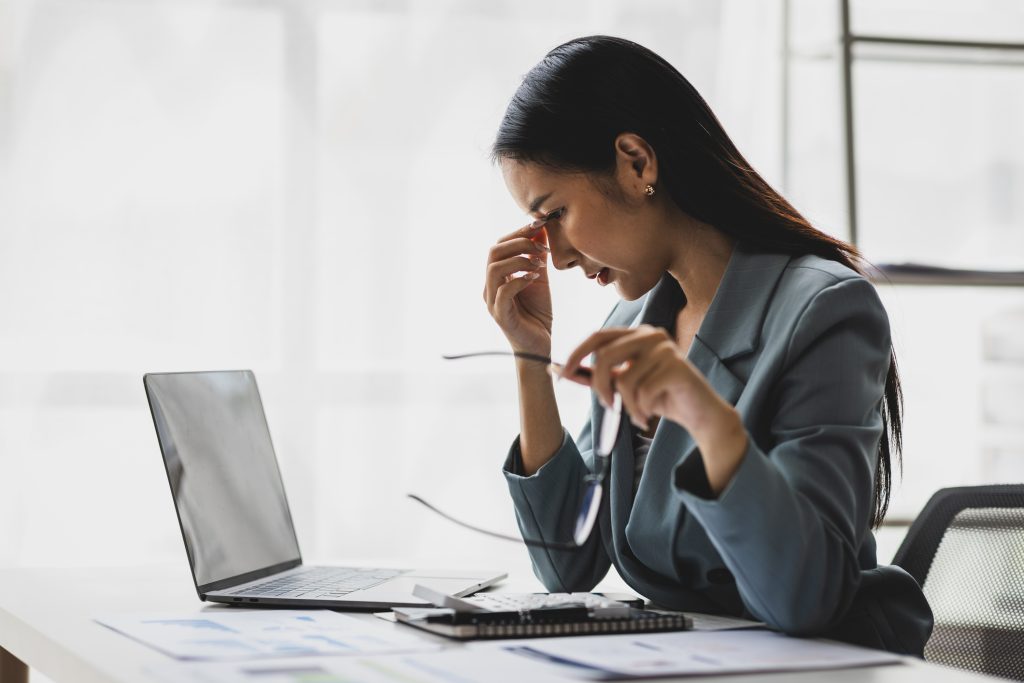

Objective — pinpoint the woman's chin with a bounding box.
[613,280,643,301]
[613,273,661,302]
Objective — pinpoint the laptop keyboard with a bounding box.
[232,567,403,600]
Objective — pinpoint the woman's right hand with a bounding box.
[484,220,553,356]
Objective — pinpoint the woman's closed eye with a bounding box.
[543,207,565,223]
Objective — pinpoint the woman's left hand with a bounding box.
[560,325,720,432]
[560,326,748,493]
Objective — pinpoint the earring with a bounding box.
[643,184,656,197]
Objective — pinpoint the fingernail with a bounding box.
[547,365,563,382]
[534,241,551,252]
[523,272,540,280]
[528,256,546,267]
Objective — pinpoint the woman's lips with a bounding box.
[597,267,611,286]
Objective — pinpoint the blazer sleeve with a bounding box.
[673,276,890,635]
[502,421,612,592]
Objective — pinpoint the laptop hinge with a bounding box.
[197,558,302,595]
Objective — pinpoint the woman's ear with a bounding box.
[613,133,658,195]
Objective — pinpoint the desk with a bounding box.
[0,565,1001,683]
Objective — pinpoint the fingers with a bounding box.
[493,272,540,320]
[616,342,679,428]
[488,236,550,264]
[591,329,664,410]
[565,326,670,409]
[550,363,593,387]
[483,223,550,310]
[494,220,549,245]
[561,328,634,382]
[484,254,547,310]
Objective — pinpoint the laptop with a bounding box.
[144,370,505,609]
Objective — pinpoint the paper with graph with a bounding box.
[95,610,439,661]
[145,649,586,683]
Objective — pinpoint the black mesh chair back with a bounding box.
[893,485,1024,680]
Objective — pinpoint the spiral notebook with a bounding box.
[392,599,692,640]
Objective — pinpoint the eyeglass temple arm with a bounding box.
[442,352,592,379]
[406,494,580,551]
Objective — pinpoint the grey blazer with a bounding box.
[503,244,933,655]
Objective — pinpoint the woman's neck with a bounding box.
[665,218,735,315]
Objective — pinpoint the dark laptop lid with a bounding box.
[144,370,302,594]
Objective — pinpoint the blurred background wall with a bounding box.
[0,0,1022,580]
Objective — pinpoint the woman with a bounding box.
[484,36,932,655]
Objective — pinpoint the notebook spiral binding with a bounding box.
[395,606,692,640]
[474,612,690,638]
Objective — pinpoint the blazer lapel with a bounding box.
[595,245,793,565]
[667,245,791,466]
[693,244,792,363]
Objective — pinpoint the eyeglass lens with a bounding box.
[412,353,624,550]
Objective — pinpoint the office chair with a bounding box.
[893,484,1024,681]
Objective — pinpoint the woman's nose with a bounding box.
[550,250,578,270]
[546,235,578,271]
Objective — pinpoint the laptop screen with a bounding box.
[145,370,302,589]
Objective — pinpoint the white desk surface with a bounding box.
[0,564,1001,683]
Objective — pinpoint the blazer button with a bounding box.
[706,567,734,584]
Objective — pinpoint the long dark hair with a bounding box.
[492,35,901,528]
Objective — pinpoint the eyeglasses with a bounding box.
[406,350,622,551]
[439,350,593,381]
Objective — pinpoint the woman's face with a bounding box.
[500,159,670,301]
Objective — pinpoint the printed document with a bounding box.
[96,610,439,661]
[146,649,589,683]
[483,629,902,678]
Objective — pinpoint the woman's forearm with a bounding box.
[515,360,564,476]
[690,402,749,496]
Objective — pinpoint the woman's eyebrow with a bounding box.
[528,192,554,214]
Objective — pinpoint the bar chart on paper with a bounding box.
[94,610,439,661]
[146,649,582,683]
